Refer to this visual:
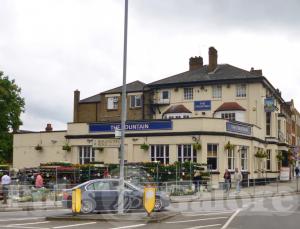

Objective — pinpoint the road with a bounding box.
[0,194,299,228]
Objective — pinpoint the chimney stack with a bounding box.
[45,123,53,132]
[73,90,80,122]
[189,56,203,71]
[208,47,218,72]
[250,67,263,76]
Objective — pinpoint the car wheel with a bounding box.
[154,198,163,211]
[81,199,95,214]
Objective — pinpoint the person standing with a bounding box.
[295,166,300,178]
[234,168,242,193]
[35,173,44,189]
[193,171,201,192]
[1,172,11,204]
[223,169,231,193]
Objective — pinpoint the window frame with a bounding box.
[266,149,271,171]
[79,146,95,165]
[212,85,222,99]
[107,96,118,110]
[221,112,236,121]
[227,149,235,171]
[177,144,197,163]
[130,95,142,108]
[266,112,271,136]
[150,145,169,164]
[161,90,170,100]
[236,84,247,97]
[240,147,248,171]
[207,144,218,171]
[184,88,193,100]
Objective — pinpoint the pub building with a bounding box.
[13,47,298,186]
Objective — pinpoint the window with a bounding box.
[240,147,248,171]
[266,149,271,171]
[79,146,95,164]
[107,96,118,110]
[227,149,235,170]
[87,181,111,191]
[236,84,246,97]
[207,144,218,170]
[177,145,197,163]
[163,113,191,119]
[150,145,169,164]
[184,88,193,100]
[130,95,141,108]
[161,91,169,100]
[266,112,271,135]
[212,85,222,98]
[221,113,236,121]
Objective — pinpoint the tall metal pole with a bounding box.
[118,0,128,215]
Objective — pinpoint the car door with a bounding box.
[92,180,117,211]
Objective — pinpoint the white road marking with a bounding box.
[52,222,97,229]
[166,217,228,224]
[184,224,222,229]
[9,221,49,226]
[221,208,241,229]
[109,224,146,229]
[182,211,233,214]
[183,212,233,217]
[0,218,45,222]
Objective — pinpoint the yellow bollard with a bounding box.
[72,188,81,214]
[143,186,156,216]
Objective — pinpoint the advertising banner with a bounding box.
[280,167,290,181]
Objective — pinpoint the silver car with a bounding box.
[62,179,170,214]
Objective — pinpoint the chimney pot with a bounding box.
[250,67,263,76]
[208,47,218,72]
[189,56,203,71]
[45,123,53,132]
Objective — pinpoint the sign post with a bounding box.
[143,186,156,216]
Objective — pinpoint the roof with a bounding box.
[215,102,246,112]
[102,80,147,94]
[148,64,262,87]
[163,104,192,114]
[79,94,101,103]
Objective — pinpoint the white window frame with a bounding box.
[240,147,248,171]
[177,144,197,163]
[130,95,142,108]
[207,144,218,171]
[221,112,236,121]
[184,88,193,100]
[227,149,235,171]
[150,145,169,164]
[107,96,118,110]
[212,85,222,99]
[161,90,169,100]
[79,146,95,165]
[236,84,246,97]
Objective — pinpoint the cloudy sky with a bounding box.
[1,0,300,131]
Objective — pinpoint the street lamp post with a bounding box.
[118,0,129,215]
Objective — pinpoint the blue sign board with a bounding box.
[264,97,276,112]
[194,100,211,111]
[89,120,173,132]
[226,122,252,136]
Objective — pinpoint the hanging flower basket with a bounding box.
[224,141,234,151]
[276,153,284,161]
[254,149,267,158]
[193,142,202,151]
[35,145,43,151]
[94,147,104,152]
[140,143,149,151]
[62,144,71,152]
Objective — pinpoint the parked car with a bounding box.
[62,179,170,213]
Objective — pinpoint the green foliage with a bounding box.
[224,141,234,151]
[0,71,25,163]
[62,144,71,152]
[276,152,284,161]
[193,142,202,151]
[254,149,267,158]
[140,143,150,151]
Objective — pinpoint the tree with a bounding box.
[0,71,25,163]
